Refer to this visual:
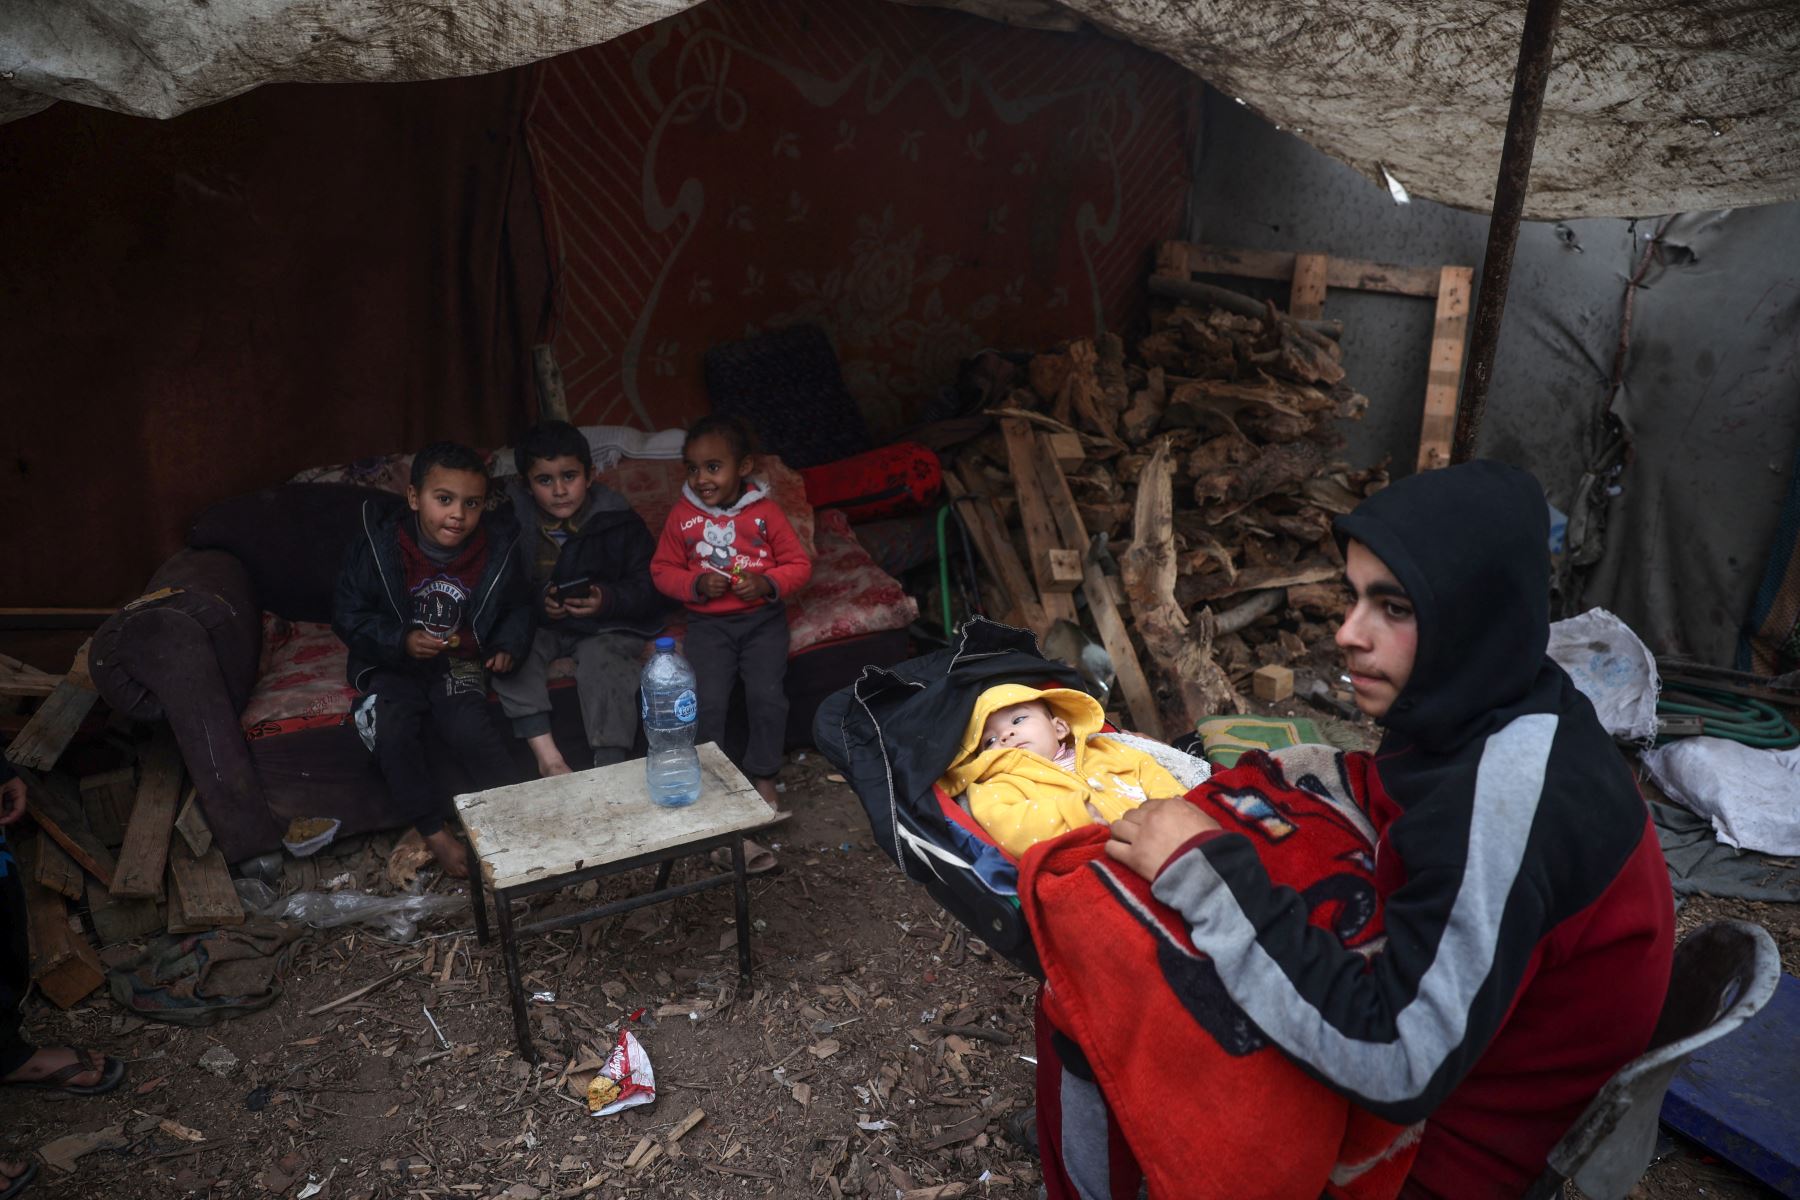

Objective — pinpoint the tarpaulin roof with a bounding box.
[4,0,1798,218]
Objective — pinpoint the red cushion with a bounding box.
[799,442,941,522]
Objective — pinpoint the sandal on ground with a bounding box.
[1,1049,125,1097]
[0,1160,38,1200]
[709,839,781,876]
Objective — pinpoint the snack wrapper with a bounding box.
[586,1030,656,1117]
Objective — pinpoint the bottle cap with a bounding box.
[654,636,675,651]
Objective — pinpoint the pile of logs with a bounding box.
[948,264,1389,737]
[5,642,243,1009]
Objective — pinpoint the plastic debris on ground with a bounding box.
[234,878,461,942]
[586,1030,656,1117]
[281,816,343,858]
[1642,737,1800,856]
[1547,607,1660,742]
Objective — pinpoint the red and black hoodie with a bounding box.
[1149,460,1675,1198]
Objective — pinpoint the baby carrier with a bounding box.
[812,617,1208,976]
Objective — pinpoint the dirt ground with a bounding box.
[4,721,1794,1199]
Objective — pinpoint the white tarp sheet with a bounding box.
[3,0,1798,218]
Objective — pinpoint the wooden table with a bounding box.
[455,742,775,1060]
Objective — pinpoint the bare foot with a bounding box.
[0,1046,103,1088]
[0,1158,30,1188]
[526,733,573,778]
[751,776,791,818]
[422,830,470,879]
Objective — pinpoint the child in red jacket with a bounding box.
[651,416,813,813]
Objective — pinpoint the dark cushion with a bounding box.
[703,324,871,469]
[187,483,402,623]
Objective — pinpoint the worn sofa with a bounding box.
[91,439,917,863]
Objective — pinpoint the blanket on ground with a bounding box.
[1020,747,1421,1200]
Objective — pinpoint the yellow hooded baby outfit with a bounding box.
[938,684,1185,859]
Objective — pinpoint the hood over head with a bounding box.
[681,476,770,518]
[939,683,1104,796]
[1334,460,1551,752]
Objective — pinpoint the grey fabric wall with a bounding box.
[1190,89,1800,665]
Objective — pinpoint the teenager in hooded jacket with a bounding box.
[1100,460,1675,1199]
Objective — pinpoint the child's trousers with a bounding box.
[491,627,642,764]
[365,659,517,836]
[0,832,34,1077]
[686,602,789,780]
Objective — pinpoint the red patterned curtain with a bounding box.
[527,0,1195,438]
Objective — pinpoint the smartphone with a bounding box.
[549,577,595,601]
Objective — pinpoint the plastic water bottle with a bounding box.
[641,637,702,807]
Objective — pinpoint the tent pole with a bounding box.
[1450,0,1565,465]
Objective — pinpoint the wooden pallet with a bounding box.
[1154,242,1473,472]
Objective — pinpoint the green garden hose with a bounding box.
[1656,684,1800,749]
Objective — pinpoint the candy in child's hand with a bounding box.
[446,635,461,649]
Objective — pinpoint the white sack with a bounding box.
[1547,607,1660,743]
[1640,737,1800,857]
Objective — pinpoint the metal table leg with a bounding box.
[468,844,490,946]
[493,886,536,1061]
[732,838,752,983]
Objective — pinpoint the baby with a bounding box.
[939,684,1185,859]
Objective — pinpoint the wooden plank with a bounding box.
[86,876,163,946]
[4,640,98,771]
[1252,665,1295,703]
[1288,253,1329,320]
[80,768,135,848]
[1166,242,1442,298]
[32,832,84,900]
[0,608,115,631]
[1033,433,1165,740]
[1038,549,1084,594]
[944,469,1050,640]
[17,839,106,1008]
[1416,265,1474,472]
[997,420,1080,627]
[111,727,183,900]
[167,841,245,927]
[17,765,115,886]
[1044,431,1084,473]
[0,664,60,698]
[173,788,212,858]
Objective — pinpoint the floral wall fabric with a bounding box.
[527,0,1195,439]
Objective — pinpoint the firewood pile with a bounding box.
[946,273,1389,738]
[4,645,247,1011]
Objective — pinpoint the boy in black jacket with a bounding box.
[333,442,531,877]
[494,421,670,775]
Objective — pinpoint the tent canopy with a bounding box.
[3,0,1797,219]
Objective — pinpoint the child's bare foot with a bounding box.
[1,1157,35,1197]
[752,776,791,820]
[422,829,470,879]
[526,733,573,778]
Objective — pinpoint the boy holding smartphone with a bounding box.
[495,421,671,776]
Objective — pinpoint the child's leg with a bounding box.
[491,628,570,776]
[571,632,645,767]
[683,614,740,759]
[366,669,467,876]
[0,834,36,1079]
[427,662,520,796]
[736,603,791,801]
